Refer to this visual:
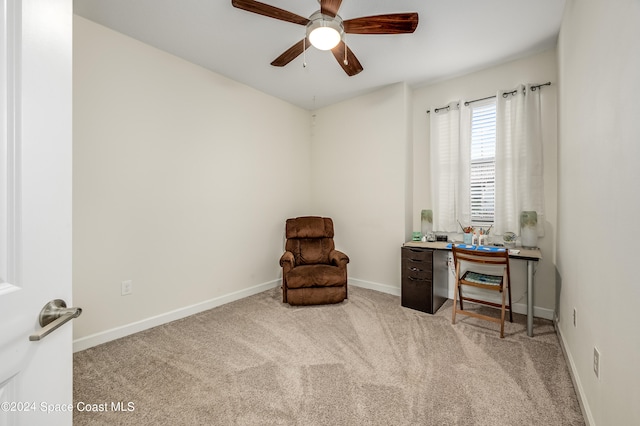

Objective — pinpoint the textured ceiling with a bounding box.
[74,0,566,110]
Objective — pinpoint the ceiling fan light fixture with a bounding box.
[309,26,340,50]
[307,12,343,50]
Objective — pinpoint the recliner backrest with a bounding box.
[285,216,335,265]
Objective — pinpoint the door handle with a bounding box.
[29,299,82,341]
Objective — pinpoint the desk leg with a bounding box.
[527,260,534,337]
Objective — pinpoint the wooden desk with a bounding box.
[403,241,542,337]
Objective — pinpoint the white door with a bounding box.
[0,0,73,425]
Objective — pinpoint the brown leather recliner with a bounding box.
[279,216,349,305]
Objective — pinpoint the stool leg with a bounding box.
[452,281,459,324]
[500,284,507,338]
[508,278,513,322]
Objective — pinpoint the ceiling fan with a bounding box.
[231,0,419,76]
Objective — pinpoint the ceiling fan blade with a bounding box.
[320,0,342,18]
[231,0,310,26]
[271,39,310,67]
[343,13,419,34]
[331,41,363,77]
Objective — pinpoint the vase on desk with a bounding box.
[520,211,538,249]
[421,209,433,236]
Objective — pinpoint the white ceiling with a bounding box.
[73,0,566,110]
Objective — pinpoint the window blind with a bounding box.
[470,102,496,223]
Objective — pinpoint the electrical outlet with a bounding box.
[573,308,577,327]
[121,280,133,296]
[593,347,600,378]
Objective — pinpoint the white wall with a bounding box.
[556,1,640,424]
[310,83,412,293]
[411,49,559,318]
[73,16,311,346]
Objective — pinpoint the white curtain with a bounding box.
[458,102,472,227]
[429,102,471,232]
[494,84,545,237]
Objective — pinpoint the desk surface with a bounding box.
[403,241,542,261]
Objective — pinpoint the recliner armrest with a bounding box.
[329,250,349,268]
[280,251,295,272]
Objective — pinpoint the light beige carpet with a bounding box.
[73,286,584,425]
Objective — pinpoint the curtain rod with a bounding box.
[426,82,551,114]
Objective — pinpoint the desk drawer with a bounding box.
[402,260,432,280]
[401,277,433,313]
[401,247,433,264]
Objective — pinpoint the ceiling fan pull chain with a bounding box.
[303,37,307,68]
[344,39,348,65]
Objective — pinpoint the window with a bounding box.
[469,101,496,224]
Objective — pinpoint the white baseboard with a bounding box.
[72,279,281,353]
[554,315,594,426]
[349,278,401,297]
[508,303,554,320]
